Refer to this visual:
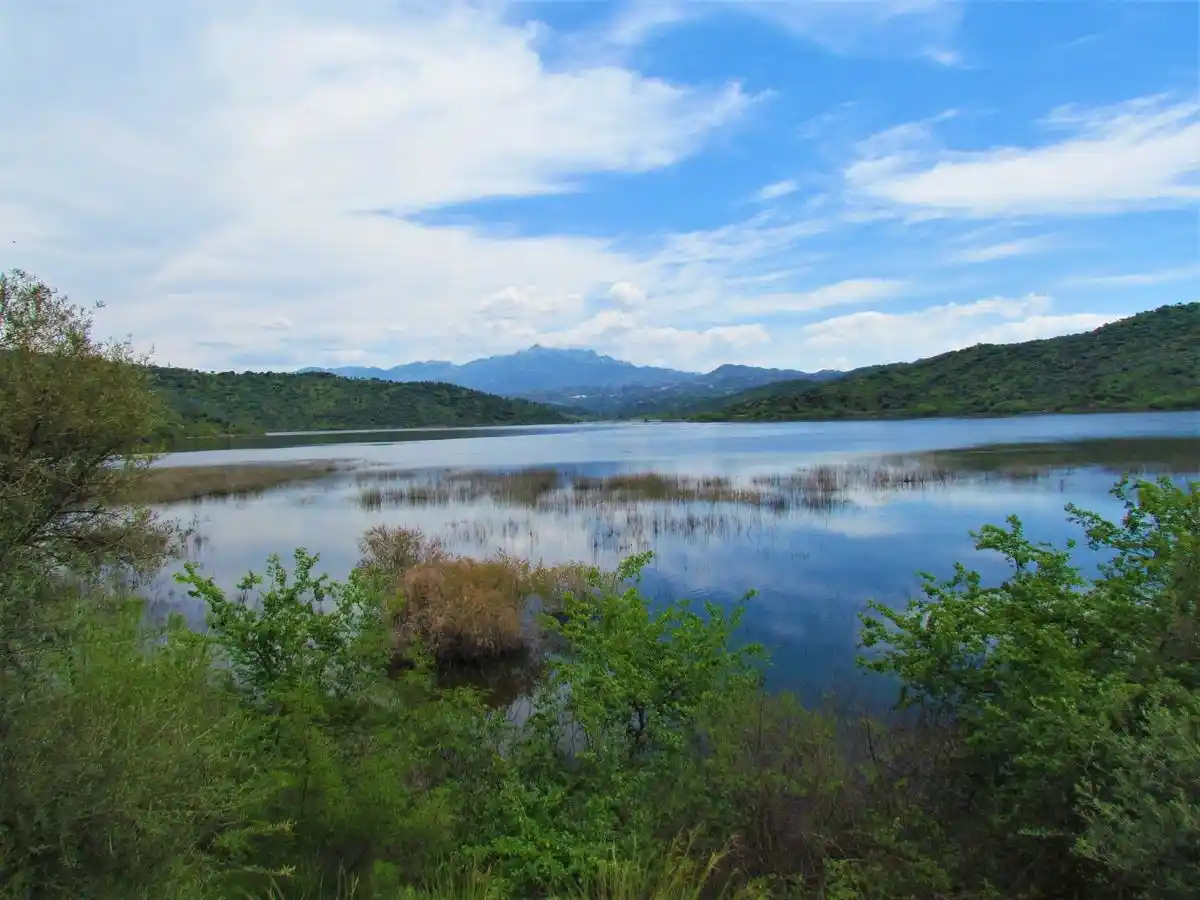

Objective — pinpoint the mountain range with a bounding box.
[302,346,841,416]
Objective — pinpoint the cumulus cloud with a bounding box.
[0,0,1169,376]
[790,294,1117,369]
[606,281,647,310]
[538,309,770,372]
[0,0,769,369]
[847,95,1200,218]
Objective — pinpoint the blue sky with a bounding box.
[0,0,1196,373]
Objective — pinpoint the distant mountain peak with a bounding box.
[518,344,602,360]
[306,344,842,414]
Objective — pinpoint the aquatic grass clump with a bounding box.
[357,525,589,664]
[446,467,564,507]
[122,461,344,505]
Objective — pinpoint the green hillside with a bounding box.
[697,302,1200,422]
[149,367,570,438]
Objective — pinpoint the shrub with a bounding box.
[358,526,588,664]
[0,595,261,899]
[176,551,494,895]
[859,476,1200,897]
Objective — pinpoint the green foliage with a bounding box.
[702,302,1200,421]
[175,554,491,896]
[0,269,174,579]
[1075,687,1200,900]
[5,478,1198,899]
[0,595,265,899]
[178,550,387,707]
[860,475,1200,897]
[149,367,569,439]
[455,553,765,897]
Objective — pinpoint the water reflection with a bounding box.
[144,419,1200,705]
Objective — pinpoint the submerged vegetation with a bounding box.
[3,270,1199,899]
[698,302,1200,421]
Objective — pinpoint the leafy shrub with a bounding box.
[860,476,1200,897]
[176,551,494,896]
[0,596,261,899]
[456,553,764,896]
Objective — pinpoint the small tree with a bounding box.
[0,269,170,579]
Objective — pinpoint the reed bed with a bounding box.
[353,462,1008,517]
[125,461,344,504]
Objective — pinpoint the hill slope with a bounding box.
[149,368,570,438]
[696,303,1200,422]
[308,345,837,414]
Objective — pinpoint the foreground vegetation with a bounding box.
[3,271,1199,899]
[697,302,1200,421]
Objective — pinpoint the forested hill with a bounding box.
[148,368,571,438]
[696,302,1200,422]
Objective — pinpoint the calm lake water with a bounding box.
[148,412,1199,706]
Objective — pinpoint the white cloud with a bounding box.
[538,310,770,372]
[738,0,963,60]
[600,0,689,49]
[753,179,799,202]
[787,294,1119,369]
[847,95,1200,217]
[477,284,585,319]
[595,0,963,61]
[1063,265,1200,288]
[735,278,909,314]
[606,281,647,310]
[0,0,774,369]
[947,237,1056,264]
[924,48,963,67]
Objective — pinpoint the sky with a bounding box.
[0,0,1197,374]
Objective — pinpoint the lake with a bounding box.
[147,412,1200,706]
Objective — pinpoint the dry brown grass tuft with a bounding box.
[357,525,589,664]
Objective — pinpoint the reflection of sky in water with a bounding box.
[149,415,1200,706]
[158,412,1199,470]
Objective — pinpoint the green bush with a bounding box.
[860,476,1199,897]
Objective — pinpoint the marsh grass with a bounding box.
[357,525,589,664]
[125,462,345,504]
[353,462,1008,518]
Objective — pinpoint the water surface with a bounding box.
[149,413,1200,705]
